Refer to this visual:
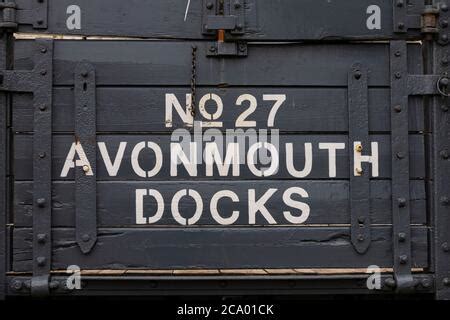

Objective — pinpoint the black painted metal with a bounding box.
[74,62,97,254]
[31,39,53,297]
[390,40,414,293]
[0,0,47,30]
[432,0,450,300]
[393,0,422,33]
[348,63,371,254]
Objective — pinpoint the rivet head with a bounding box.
[36,256,46,267]
[40,69,47,76]
[83,165,90,173]
[397,22,405,30]
[234,1,241,9]
[357,234,365,242]
[82,234,90,242]
[442,4,449,12]
[355,144,363,152]
[39,104,47,111]
[441,105,449,112]
[37,233,47,244]
[440,150,449,159]
[442,20,449,28]
[442,242,450,252]
[397,152,405,159]
[36,198,46,208]
[354,71,362,80]
[440,77,449,87]
[37,19,44,25]
[81,71,88,78]
[38,152,46,159]
[355,168,364,175]
[395,50,402,57]
[206,2,214,9]
[385,277,396,288]
[443,278,450,286]
[398,233,406,242]
[398,197,407,208]
[40,47,47,54]
[395,72,402,79]
[396,0,404,7]
[442,34,449,42]
[11,280,23,291]
[394,105,402,113]
[442,57,449,66]
[209,45,216,52]
[421,278,431,288]
[358,216,366,224]
[399,255,408,264]
[441,196,450,206]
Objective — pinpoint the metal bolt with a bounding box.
[358,216,366,224]
[442,20,449,28]
[394,105,402,113]
[39,104,47,111]
[36,256,46,267]
[397,22,405,30]
[82,234,90,242]
[355,144,363,152]
[81,71,89,78]
[37,233,47,244]
[440,196,450,206]
[40,69,47,76]
[38,152,46,159]
[36,198,46,208]
[398,198,407,208]
[421,278,431,289]
[397,152,405,159]
[395,72,402,79]
[354,71,362,80]
[11,280,23,291]
[398,232,406,242]
[206,2,214,9]
[442,4,449,12]
[357,234,365,242]
[442,242,450,252]
[356,168,363,175]
[440,150,449,159]
[209,45,216,53]
[441,105,449,112]
[399,255,408,264]
[440,77,449,87]
[40,47,47,54]
[396,0,404,7]
[385,277,396,288]
[239,43,246,52]
[442,34,449,42]
[234,1,241,9]
[444,278,450,286]
[236,23,243,30]
[83,165,90,173]
[395,50,402,57]
[442,57,449,66]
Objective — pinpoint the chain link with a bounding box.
[190,45,197,118]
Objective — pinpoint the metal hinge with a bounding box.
[393,1,444,35]
[0,0,48,31]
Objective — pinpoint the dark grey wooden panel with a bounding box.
[15,0,424,40]
[12,88,425,133]
[13,180,427,227]
[13,134,426,180]
[13,226,429,272]
[13,42,423,87]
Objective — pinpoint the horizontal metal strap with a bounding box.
[407,75,442,95]
[0,70,36,92]
[206,15,237,30]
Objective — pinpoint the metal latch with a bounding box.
[203,0,245,35]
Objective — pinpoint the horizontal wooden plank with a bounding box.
[13,41,423,86]
[15,0,424,40]
[13,134,426,180]
[12,88,425,133]
[12,226,429,272]
[14,180,427,227]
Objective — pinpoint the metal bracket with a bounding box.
[348,63,371,254]
[433,0,450,300]
[74,62,97,254]
[206,41,247,57]
[0,0,48,31]
[0,39,54,297]
[393,0,442,35]
[390,41,414,293]
[202,0,245,35]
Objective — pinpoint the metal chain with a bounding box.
[190,45,197,118]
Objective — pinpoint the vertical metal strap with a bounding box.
[348,63,371,254]
[75,62,97,254]
[433,0,450,300]
[31,39,53,297]
[0,29,8,301]
[390,40,414,292]
[393,0,408,33]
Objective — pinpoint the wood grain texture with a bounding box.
[12,226,429,272]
